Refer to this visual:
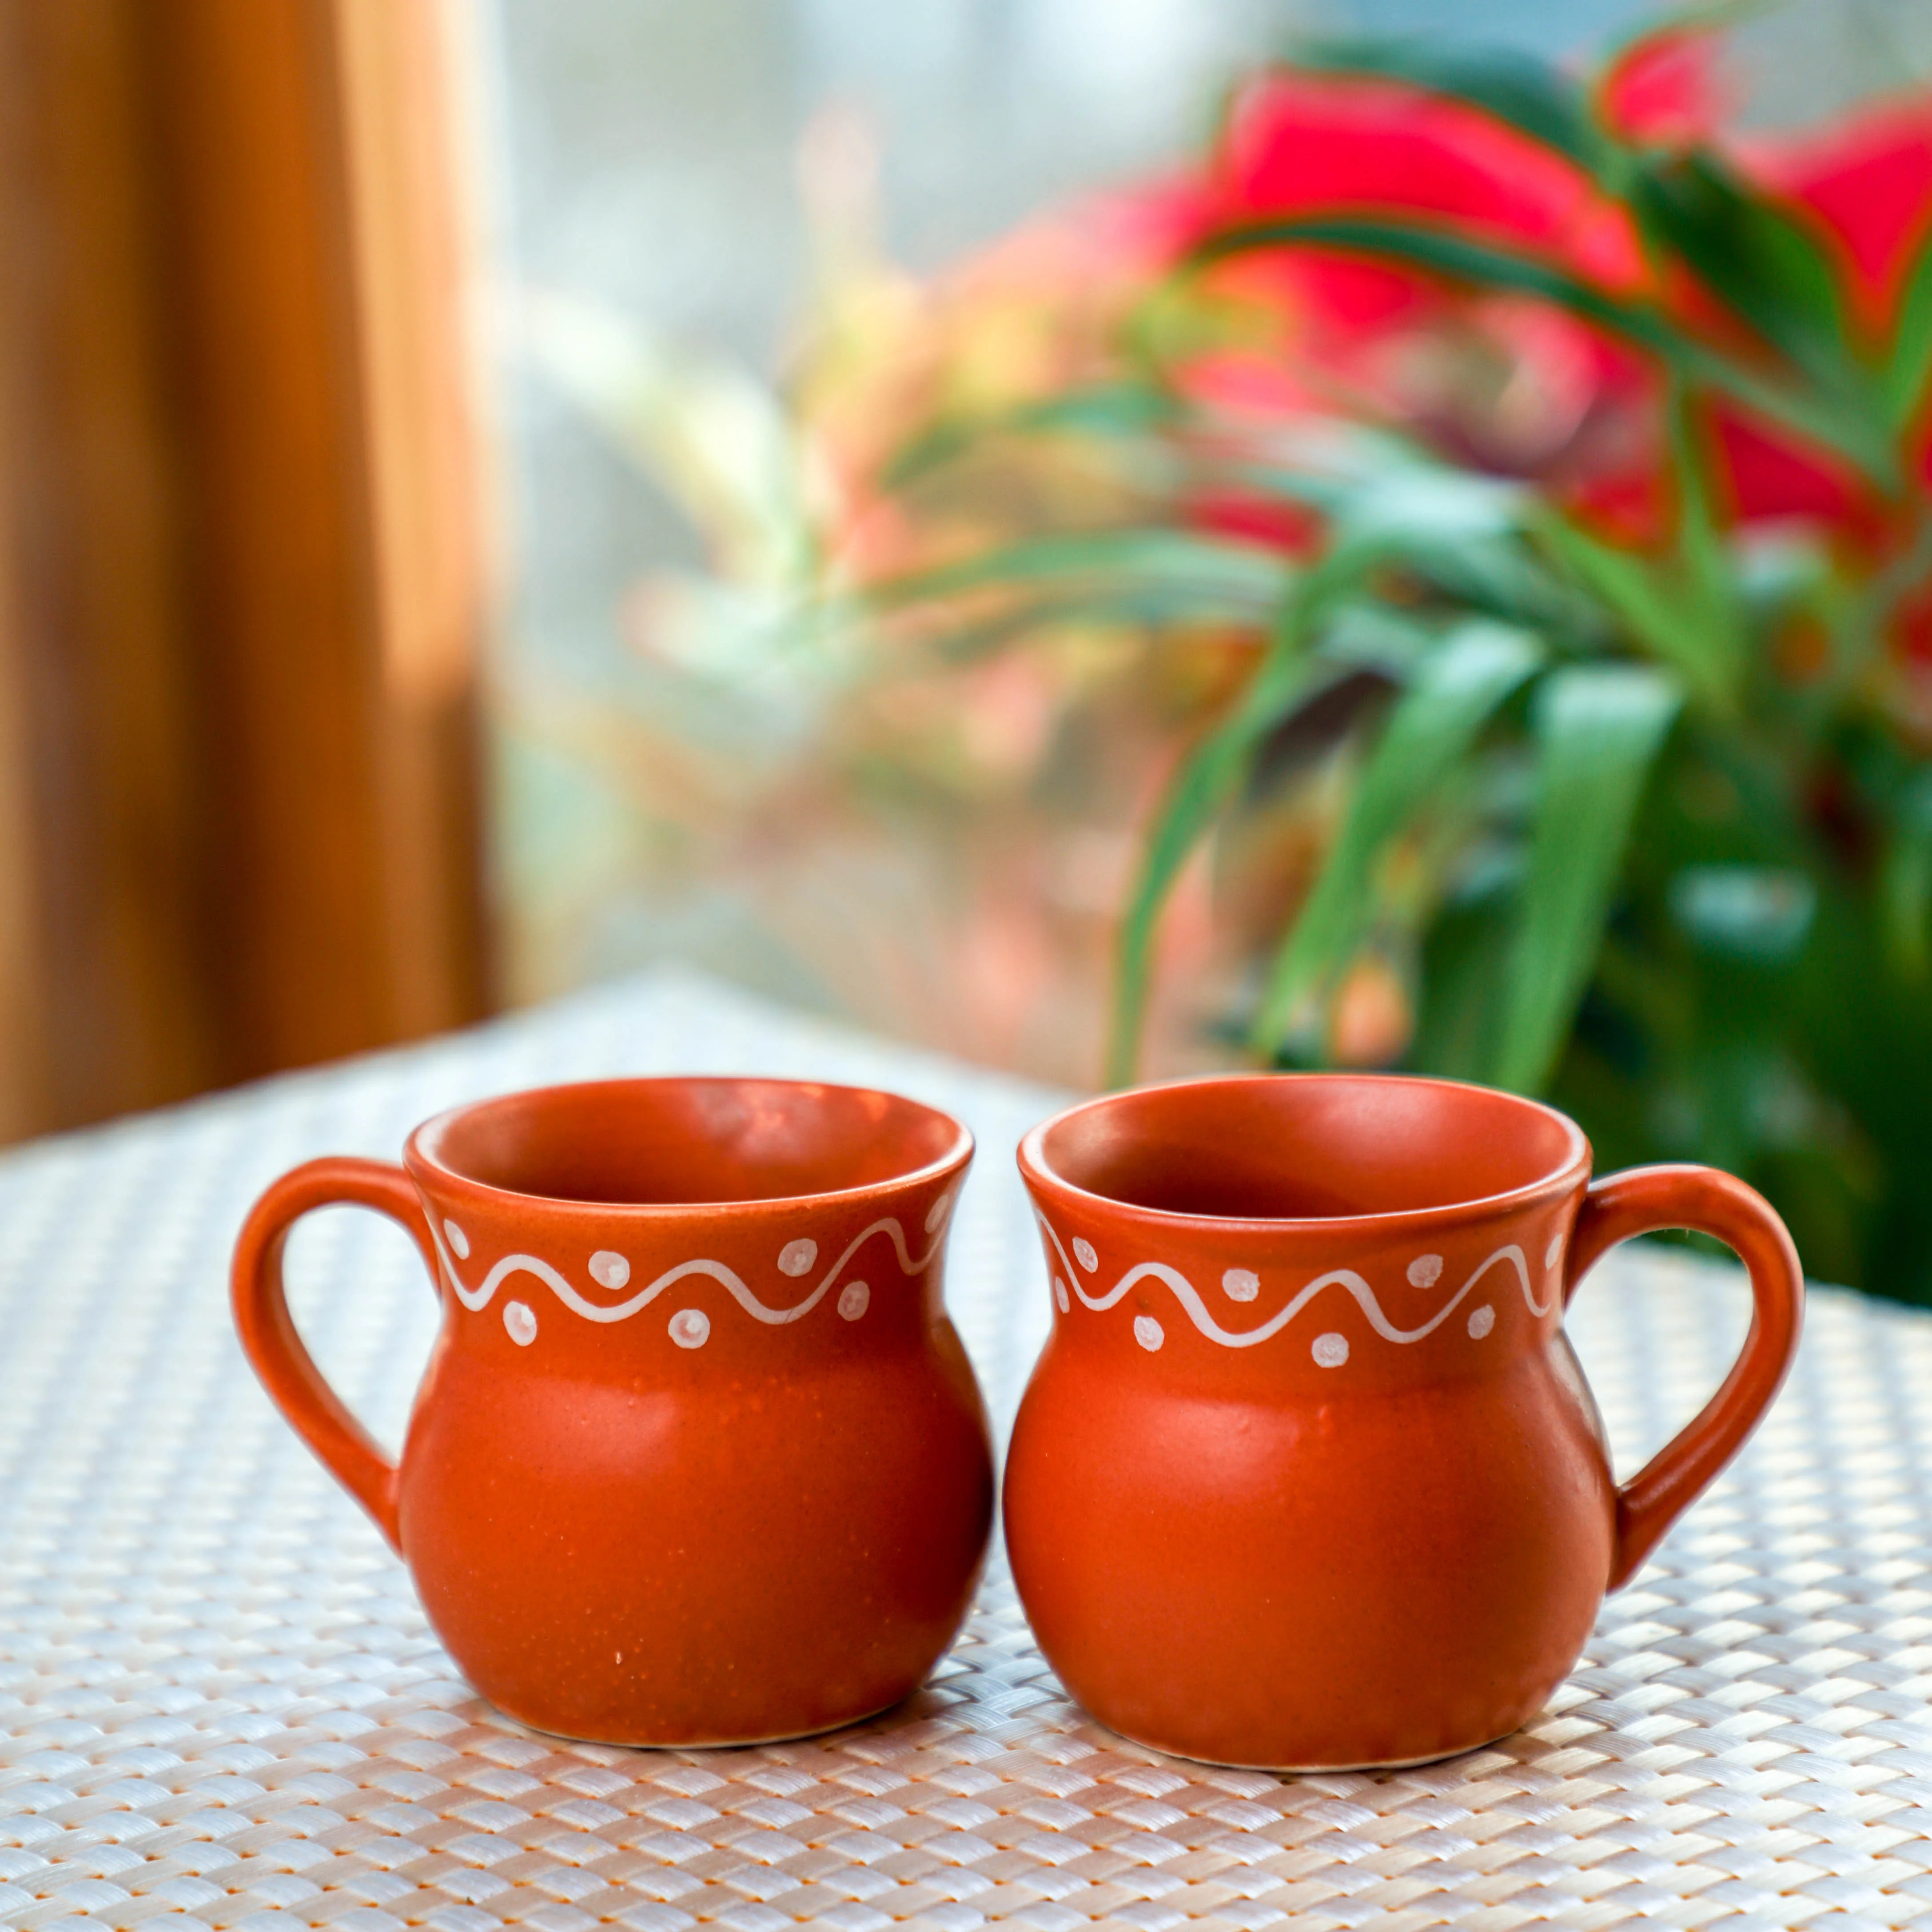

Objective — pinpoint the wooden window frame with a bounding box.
[0,0,494,1136]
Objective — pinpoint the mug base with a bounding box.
[487,1691,911,1753]
[1091,1716,1522,1774]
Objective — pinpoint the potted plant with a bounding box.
[838,22,1932,1298]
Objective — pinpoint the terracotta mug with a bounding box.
[1005,1073,1803,1770]
[232,1076,994,1746]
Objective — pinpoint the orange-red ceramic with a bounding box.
[233,1076,994,1747]
[1006,1073,1803,1770]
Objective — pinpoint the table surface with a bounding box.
[5,969,1932,1932]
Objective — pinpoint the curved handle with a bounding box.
[1566,1164,1803,1590]
[231,1156,441,1554]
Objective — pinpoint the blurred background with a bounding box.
[3,0,1931,1293]
[492,0,1657,1050]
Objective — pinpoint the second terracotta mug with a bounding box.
[233,1076,995,1747]
[1004,1073,1803,1770]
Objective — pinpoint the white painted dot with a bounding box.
[1545,1235,1563,1270]
[1222,1267,1259,1302]
[1407,1254,1443,1288]
[669,1307,710,1349]
[779,1238,817,1278]
[503,1301,536,1346]
[1133,1315,1164,1351]
[443,1219,470,1260]
[1072,1238,1099,1273]
[838,1280,870,1321]
[1468,1304,1496,1340]
[589,1250,630,1290]
[1312,1331,1349,1368]
[925,1192,952,1234]
[1054,1277,1071,1314]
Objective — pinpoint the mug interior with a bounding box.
[415,1077,967,1206]
[1032,1075,1585,1221]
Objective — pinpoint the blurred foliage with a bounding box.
[833,17,1932,1299]
[513,86,1314,1087]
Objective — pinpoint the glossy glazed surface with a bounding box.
[1006,1073,1803,1769]
[234,1077,994,1746]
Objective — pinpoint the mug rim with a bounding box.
[1019,1071,1590,1232]
[406,1074,974,1215]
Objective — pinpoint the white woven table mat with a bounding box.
[4,970,1930,1932]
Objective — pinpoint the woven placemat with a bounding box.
[3,970,1930,1931]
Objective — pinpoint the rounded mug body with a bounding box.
[235,1077,994,1747]
[1005,1073,1801,1770]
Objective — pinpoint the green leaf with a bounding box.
[1419,532,1606,636]
[1192,215,1900,487]
[1879,773,1932,981]
[1883,227,1932,430]
[1193,215,1655,335]
[881,384,1177,490]
[1107,535,1400,1083]
[1252,621,1544,1053]
[1413,862,1521,1080]
[1290,37,1611,176]
[1333,465,1524,546]
[1534,515,1681,645]
[1630,151,1865,401]
[1492,665,1682,1092]
[1216,432,1606,636]
[1107,637,1337,1085]
[1530,472,1741,710]
[919,585,1284,664]
[1841,507,1932,677]
[1665,381,1726,597]
[1103,454,1626,1083]
[861,529,1294,612]
[1323,464,1549,605]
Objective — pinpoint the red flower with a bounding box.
[1597,29,1727,149]
[1712,102,1932,525]
[1748,100,1932,336]
[1213,70,1647,292]
[1184,64,1932,546]
[1711,409,1868,530]
[1176,70,1665,537]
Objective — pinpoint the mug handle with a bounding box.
[231,1156,442,1554]
[1565,1164,1803,1590]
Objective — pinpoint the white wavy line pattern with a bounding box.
[1036,1215,1557,1350]
[429,1215,945,1327]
